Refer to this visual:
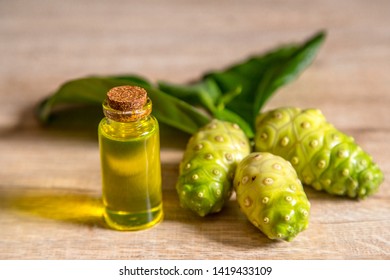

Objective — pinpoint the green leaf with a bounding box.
[253,31,326,114]
[213,109,254,138]
[157,77,222,114]
[205,31,326,129]
[144,86,211,135]
[39,76,210,135]
[38,75,151,122]
[216,86,242,110]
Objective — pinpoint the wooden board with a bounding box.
[0,0,389,259]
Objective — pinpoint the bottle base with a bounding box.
[103,204,163,231]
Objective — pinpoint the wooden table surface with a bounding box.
[1,0,389,260]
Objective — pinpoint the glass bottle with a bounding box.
[98,85,163,230]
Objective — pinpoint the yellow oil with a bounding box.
[98,116,163,230]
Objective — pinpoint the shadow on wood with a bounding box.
[0,187,105,229]
[161,189,280,248]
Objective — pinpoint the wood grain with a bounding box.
[0,0,389,259]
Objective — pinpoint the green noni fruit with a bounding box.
[255,107,384,199]
[176,119,251,216]
[234,152,310,241]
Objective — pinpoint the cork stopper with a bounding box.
[107,86,147,112]
[103,85,152,122]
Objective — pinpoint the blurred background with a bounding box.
[0,0,389,259]
[1,0,389,126]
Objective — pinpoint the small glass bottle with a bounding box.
[98,85,163,230]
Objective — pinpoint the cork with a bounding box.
[107,86,147,111]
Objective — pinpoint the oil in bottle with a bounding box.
[98,85,163,230]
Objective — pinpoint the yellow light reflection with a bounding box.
[2,188,105,228]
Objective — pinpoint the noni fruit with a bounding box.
[255,107,384,199]
[234,152,310,241]
[176,119,251,216]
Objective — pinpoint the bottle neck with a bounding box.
[103,97,152,123]
[101,97,157,139]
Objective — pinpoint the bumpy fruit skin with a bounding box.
[234,152,310,241]
[176,119,251,216]
[255,107,384,199]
